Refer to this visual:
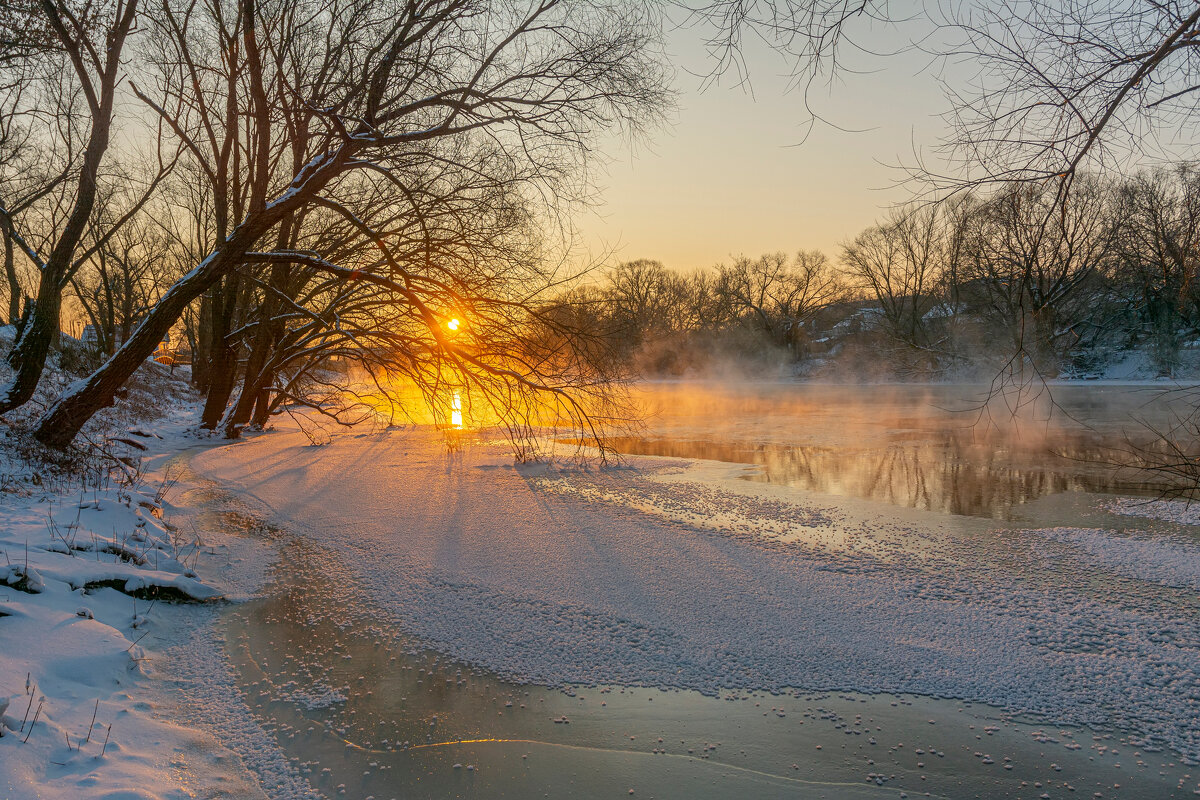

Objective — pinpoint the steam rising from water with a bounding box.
[610,382,1194,517]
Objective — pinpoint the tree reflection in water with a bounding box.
[593,383,1190,519]
[603,434,1158,519]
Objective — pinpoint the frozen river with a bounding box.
[187,381,1200,799]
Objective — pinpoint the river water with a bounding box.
[189,381,1200,799]
[608,382,1195,518]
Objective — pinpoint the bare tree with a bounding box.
[960,177,1117,375]
[34,0,668,448]
[717,249,842,350]
[1110,164,1200,376]
[709,2,1200,372]
[607,259,690,334]
[841,205,947,354]
[219,137,569,438]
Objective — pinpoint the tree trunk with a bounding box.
[200,274,241,427]
[2,216,19,325]
[223,334,269,436]
[1031,305,1060,376]
[223,252,289,437]
[0,267,61,411]
[201,350,238,427]
[32,220,272,447]
[248,381,271,428]
[191,290,214,393]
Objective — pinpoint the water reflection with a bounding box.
[608,383,1191,519]
[604,436,1155,518]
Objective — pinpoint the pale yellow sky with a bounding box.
[578,16,948,272]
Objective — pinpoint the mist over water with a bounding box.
[609,381,1195,518]
[362,374,1196,520]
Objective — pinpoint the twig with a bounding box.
[126,628,151,651]
[19,684,35,732]
[21,698,43,743]
[99,724,111,757]
[85,698,99,744]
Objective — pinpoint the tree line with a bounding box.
[3,0,1200,450]
[577,165,1200,380]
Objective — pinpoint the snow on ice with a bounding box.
[193,423,1200,766]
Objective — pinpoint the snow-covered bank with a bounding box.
[0,405,295,799]
[192,420,1200,768]
[0,322,327,799]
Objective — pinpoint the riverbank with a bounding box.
[0,400,296,800]
[7,382,1200,798]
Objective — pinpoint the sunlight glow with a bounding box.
[451,392,463,428]
[447,318,461,331]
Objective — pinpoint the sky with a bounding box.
[576,11,949,273]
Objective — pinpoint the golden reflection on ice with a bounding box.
[450,392,463,428]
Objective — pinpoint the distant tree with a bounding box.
[681,268,736,331]
[841,205,947,354]
[717,249,843,350]
[1110,165,1200,376]
[607,259,690,337]
[960,177,1117,374]
[68,193,174,356]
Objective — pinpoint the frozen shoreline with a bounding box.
[6,407,1200,799]
[0,416,307,800]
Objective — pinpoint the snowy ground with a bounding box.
[0,390,301,800]
[191,419,1200,769]
[7,373,1200,798]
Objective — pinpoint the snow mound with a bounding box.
[0,390,279,799]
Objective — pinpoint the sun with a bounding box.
[447,318,461,332]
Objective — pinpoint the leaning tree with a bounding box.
[33,0,669,448]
